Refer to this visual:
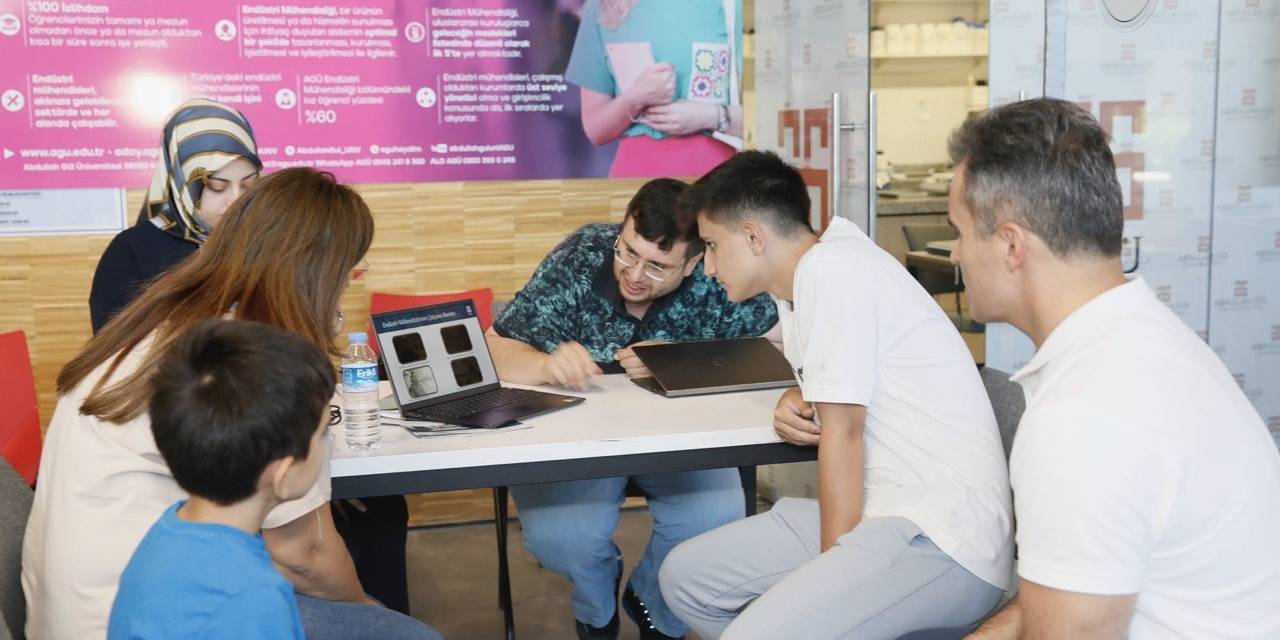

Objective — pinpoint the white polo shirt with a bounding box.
[777,216,1014,590]
[1010,277,1280,638]
[22,334,332,640]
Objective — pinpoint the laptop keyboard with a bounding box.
[405,387,546,421]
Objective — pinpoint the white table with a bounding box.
[330,375,815,501]
[329,375,816,640]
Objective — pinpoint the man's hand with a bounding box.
[773,386,820,446]
[541,341,603,391]
[614,340,664,380]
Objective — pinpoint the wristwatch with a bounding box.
[715,104,730,133]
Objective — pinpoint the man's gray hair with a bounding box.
[948,98,1124,258]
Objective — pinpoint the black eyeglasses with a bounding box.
[328,405,342,427]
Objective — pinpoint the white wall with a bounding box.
[875,86,978,167]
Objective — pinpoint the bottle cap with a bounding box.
[348,332,368,344]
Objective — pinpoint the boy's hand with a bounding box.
[773,386,820,446]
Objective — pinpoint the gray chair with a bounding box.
[0,459,32,640]
[980,366,1026,461]
[490,299,509,321]
[895,367,1024,640]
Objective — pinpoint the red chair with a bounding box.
[0,331,41,486]
[365,288,496,359]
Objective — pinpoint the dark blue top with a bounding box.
[89,221,196,333]
[493,223,778,373]
[107,501,304,640]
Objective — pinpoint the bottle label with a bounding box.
[342,363,379,393]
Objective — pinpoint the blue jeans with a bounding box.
[296,593,443,640]
[511,469,745,637]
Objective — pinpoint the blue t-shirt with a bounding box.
[566,0,740,139]
[493,223,777,371]
[108,501,304,640]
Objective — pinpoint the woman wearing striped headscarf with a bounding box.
[89,98,262,333]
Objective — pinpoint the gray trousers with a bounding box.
[658,498,1003,640]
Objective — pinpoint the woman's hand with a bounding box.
[641,101,720,137]
[621,63,676,115]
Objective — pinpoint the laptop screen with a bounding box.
[371,300,499,409]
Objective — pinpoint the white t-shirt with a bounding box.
[777,217,1013,590]
[1010,277,1280,638]
[22,334,332,640]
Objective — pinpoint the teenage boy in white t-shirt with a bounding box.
[657,151,1014,639]
[948,98,1280,639]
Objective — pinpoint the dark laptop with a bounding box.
[371,300,584,428]
[630,337,797,397]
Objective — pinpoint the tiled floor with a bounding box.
[406,509,660,640]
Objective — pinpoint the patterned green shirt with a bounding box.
[493,223,779,372]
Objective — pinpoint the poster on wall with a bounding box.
[0,0,743,197]
[753,0,869,233]
[986,0,1279,446]
[1209,0,1280,447]
[987,0,1220,373]
[987,0,1044,107]
[752,0,867,500]
[982,0,1049,370]
[0,187,126,235]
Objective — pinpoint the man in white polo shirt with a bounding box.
[948,98,1280,639]
[657,151,1014,638]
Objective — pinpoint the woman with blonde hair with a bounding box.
[24,168,441,640]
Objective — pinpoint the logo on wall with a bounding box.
[1083,100,1148,220]
[1156,284,1173,303]
[1234,279,1249,298]
[778,106,834,229]
[0,13,20,37]
[1100,0,1158,31]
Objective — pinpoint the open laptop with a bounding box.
[371,300,584,428]
[630,337,797,397]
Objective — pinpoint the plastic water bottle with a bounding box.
[341,333,381,450]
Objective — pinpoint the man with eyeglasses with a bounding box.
[485,178,778,640]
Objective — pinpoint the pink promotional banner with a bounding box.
[0,0,743,189]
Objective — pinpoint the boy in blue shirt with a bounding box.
[108,319,336,639]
